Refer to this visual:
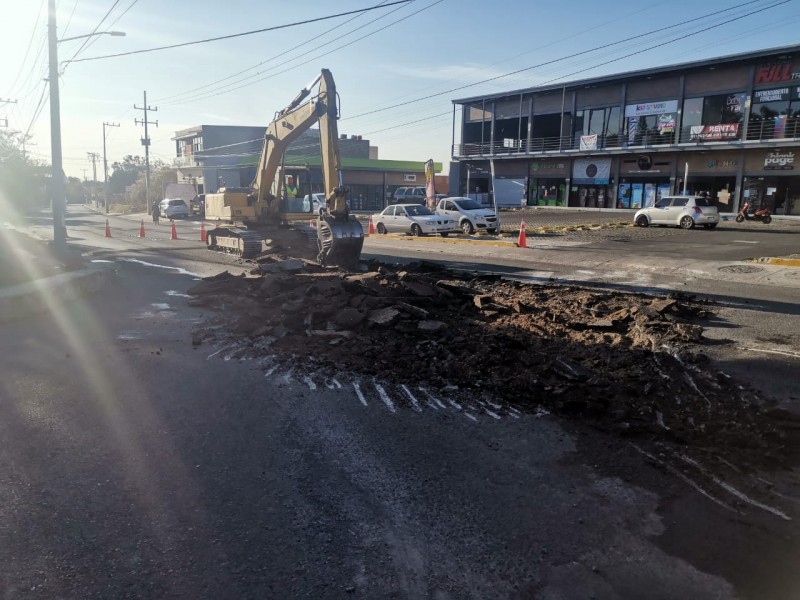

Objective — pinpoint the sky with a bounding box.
[2,0,799,179]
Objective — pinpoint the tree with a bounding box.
[125,164,175,210]
[108,155,145,194]
[0,130,47,215]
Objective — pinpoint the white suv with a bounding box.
[159,198,189,219]
[436,196,499,234]
[634,195,719,229]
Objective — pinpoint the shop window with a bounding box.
[574,106,621,148]
[747,90,800,140]
[682,93,745,142]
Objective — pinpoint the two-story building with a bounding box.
[450,43,800,215]
[173,126,442,210]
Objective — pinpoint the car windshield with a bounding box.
[405,205,432,216]
[454,199,483,210]
[168,200,185,206]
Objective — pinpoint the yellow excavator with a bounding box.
[204,69,364,266]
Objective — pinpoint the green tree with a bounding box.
[0,130,46,216]
[108,155,145,194]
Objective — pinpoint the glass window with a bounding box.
[672,198,689,207]
[682,97,704,129]
[655,197,671,208]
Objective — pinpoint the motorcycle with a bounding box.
[736,201,772,224]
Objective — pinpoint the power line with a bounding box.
[345,0,777,120]
[67,1,412,64]
[59,0,80,41]
[164,0,444,107]
[157,0,410,104]
[5,0,46,98]
[78,0,138,57]
[62,0,121,72]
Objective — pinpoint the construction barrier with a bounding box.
[105,219,111,238]
[517,218,527,248]
[171,220,178,240]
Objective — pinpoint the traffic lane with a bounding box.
[0,260,744,598]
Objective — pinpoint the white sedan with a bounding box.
[374,204,457,236]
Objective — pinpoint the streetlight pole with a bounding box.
[48,0,66,253]
[103,121,119,213]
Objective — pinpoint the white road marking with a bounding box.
[373,381,396,413]
[206,345,230,360]
[119,258,202,278]
[165,290,191,298]
[303,376,317,391]
[678,454,791,521]
[331,378,342,389]
[447,398,462,410]
[484,409,502,420]
[419,387,447,410]
[464,412,478,422]
[282,369,294,384]
[740,346,800,360]
[400,384,422,412]
[731,240,760,243]
[264,366,278,377]
[353,381,368,407]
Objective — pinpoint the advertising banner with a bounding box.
[689,123,740,141]
[753,88,791,103]
[617,183,631,208]
[763,151,795,170]
[424,159,435,208]
[644,183,656,207]
[579,135,598,151]
[572,158,611,184]
[631,183,643,209]
[657,114,676,134]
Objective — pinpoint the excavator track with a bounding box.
[206,226,263,258]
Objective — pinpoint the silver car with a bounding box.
[159,198,189,219]
[375,204,457,236]
[634,195,719,230]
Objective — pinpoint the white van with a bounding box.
[435,196,499,234]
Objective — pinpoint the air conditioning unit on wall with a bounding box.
[403,174,417,182]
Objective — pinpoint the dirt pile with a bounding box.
[188,258,786,462]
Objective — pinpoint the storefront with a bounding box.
[744,148,800,214]
[617,154,673,208]
[682,151,740,213]
[569,157,612,207]
[528,159,569,206]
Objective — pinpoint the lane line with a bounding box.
[373,381,396,413]
[353,381,368,407]
[401,384,422,412]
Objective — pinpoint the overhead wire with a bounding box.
[61,0,121,73]
[5,0,46,98]
[59,0,80,41]
[76,0,138,56]
[156,0,402,104]
[66,0,413,64]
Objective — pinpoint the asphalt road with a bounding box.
[2,205,799,598]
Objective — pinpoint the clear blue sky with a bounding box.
[2,0,799,178]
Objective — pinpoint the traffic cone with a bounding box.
[139,219,146,238]
[517,218,527,248]
[171,220,178,240]
[309,218,316,229]
[105,219,111,238]
[367,215,375,235]
[200,222,207,241]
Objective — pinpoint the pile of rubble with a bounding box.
[188,257,787,461]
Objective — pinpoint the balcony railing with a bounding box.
[173,155,202,168]
[455,122,800,158]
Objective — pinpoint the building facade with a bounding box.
[173,125,439,210]
[451,44,800,215]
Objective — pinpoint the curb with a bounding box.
[366,234,517,248]
[0,266,116,323]
[754,257,800,268]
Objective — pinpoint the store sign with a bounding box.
[706,159,738,169]
[689,123,740,141]
[725,94,744,113]
[572,158,611,184]
[579,135,598,151]
[531,161,566,171]
[403,174,417,182]
[624,100,678,117]
[637,155,652,170]
[764,151,795,170]
[657,113,675,134]
[754,88,791,103]
[754,62,800,84]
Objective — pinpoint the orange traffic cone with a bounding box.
[171,220,178,240]
[309,218,316,229]
[139,219,146,238]
[200,222,207,241]
[105,219,111,238]
[517,218,527,248]
[367,215,375,235]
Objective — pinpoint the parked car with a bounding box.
[634,195,719,229]
[392,186,427,205]
[374,204,457,236]
[159,198,189,219]
[302,193,326,215]
[435,196,499,234]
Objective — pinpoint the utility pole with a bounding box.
[47,0,66,253]
[102,121,119,212]
[82,168,87,182]
[87,152,99,181]
[134,91,157,208]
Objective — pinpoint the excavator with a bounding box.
[204,69,364,266]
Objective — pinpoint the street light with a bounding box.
[48,0,125,254]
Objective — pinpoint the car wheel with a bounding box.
[411,224,424,237]
[461,220,474,235]
[636,215,649,227]
[440,232,449,237]
[763,215,772,224]
[376,223,387,234]
[680,216,695,230]
[703,223,717,230]
[487,228,498,234]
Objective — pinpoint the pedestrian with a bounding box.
[152,200,160,225]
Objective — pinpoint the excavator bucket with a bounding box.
[316,214,364,267]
